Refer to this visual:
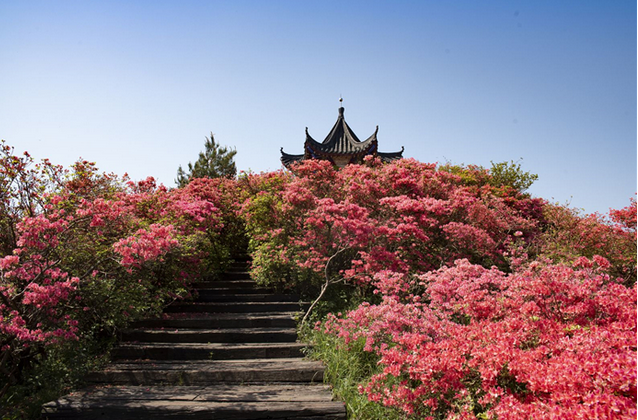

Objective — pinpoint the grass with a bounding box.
[302,327,406,420]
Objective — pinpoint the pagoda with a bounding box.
[280,105,404,169]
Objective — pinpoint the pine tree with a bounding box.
[176,133,237,187]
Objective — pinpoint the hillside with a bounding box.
[0,147,635,419]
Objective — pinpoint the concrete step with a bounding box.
[120,327,298,343]
[85,358,325,385]
[130,312,298,329]
[165,302,308,314]
[42,384,345,419]
[193,293,299,303]
[113,342,306,361]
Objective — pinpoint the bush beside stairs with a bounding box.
[41,259,346,419]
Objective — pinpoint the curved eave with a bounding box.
[280,148,306,167]
[377,147,405,163]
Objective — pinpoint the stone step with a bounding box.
[202,265,250,280]
[40,261,346,419]
[193,293,299,303]
[227,264,250,273]
[47,383,335,402]
[113,342,306,361]
[42,384,345,419]
[191,279,256,289]
[193,287,274,295]
[130,312,298,329]
[85,358,325,385]
[220,272,252,280]
[120,327,298,343]
[44,401,345,419]
[165,302,308,314]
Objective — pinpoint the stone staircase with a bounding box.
[42,260,346,419]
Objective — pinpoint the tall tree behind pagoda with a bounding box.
[176,133,237,187]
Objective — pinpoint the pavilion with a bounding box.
[280,106,404,169]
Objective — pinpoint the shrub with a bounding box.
[322,259,636,419]
[239,158,635,419]
[0,144,236,418]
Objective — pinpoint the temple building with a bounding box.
[280,106,404,169]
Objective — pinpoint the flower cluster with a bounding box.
[242,158,545,291]
[113,224,179,269]
[325,258,636,419]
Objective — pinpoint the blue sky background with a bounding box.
[0,0,635,215]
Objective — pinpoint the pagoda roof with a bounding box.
[304,107,377,156]
[280,106,404,168]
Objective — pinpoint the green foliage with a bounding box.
[304,331,406,420]
[250,248,319,291]
[1,337,111,419]
[489,159,538,193]
[176,133,237,187]
[439,159,538,194]
[437,163,491,187]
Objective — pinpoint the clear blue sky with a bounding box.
[0,1,635,215]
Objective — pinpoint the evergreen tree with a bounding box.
[176,133,237,187]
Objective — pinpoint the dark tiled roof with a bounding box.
[280,149,305,167]
[378,148,405,163]
[280,106,404,168]
[305,107,377,155]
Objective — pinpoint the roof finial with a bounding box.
[339,96,344,117]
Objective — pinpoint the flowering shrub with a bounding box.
[539,199,636,285]
[239,158,637,419]
[2,143,633,419]
[321,258,636,419]
[0,141,66,256]
[0,145,239,417]
[242,158,545,293]
[113,224,179,269]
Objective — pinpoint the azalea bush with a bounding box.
[2,142,634,420]
[242,158,545,296]
[538,198,636,285]
[240,158,636,419]
[320,257,636,419]
[0,144,238,418]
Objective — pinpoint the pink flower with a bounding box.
[0,255,19,270]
